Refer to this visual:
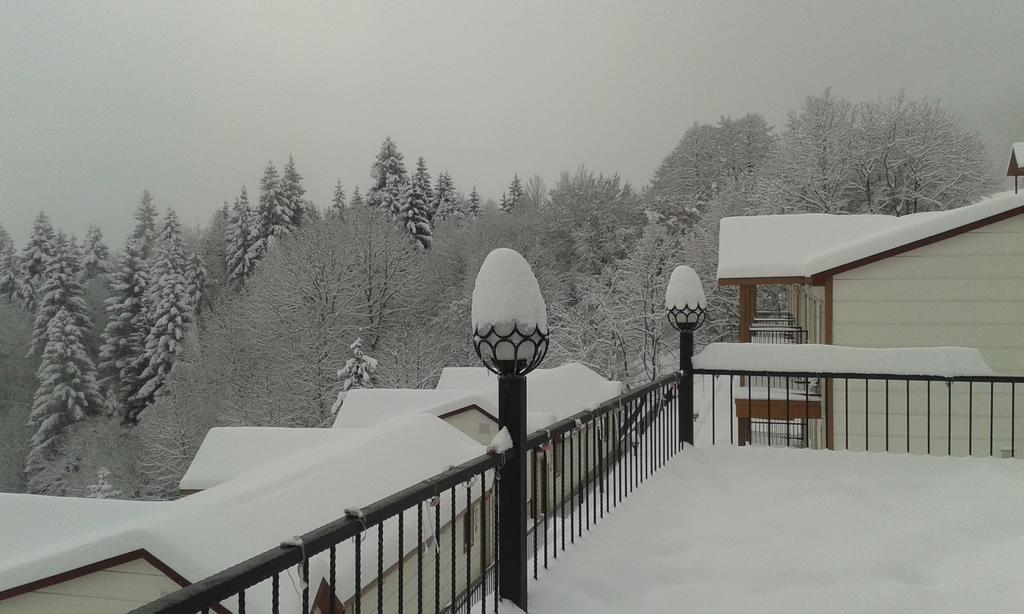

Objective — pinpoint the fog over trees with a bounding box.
[0,90,997,499]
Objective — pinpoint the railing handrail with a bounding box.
[692,367,1024,384]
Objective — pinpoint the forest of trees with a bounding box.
[0,89,997,499]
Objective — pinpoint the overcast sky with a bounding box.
[2,0,1021,245]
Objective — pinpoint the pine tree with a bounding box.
[81,224,111,279]
[350,186,365,208]
[467,187,482,218]
[330,179,347,217]
[225,187,257,287]
[432,171,462,222]
[0,223,18,300]
[132,210,190,416]
[400,180,433,249]
[500,174,523,214]
[367,136,408,218]
[330,337,379,414]
[412,157,434,213]
[132,190,160,258]
[184,252,207,315]
[86,467,122,499]
[280,155,308,229]
[18,212,56,312]
[26,307,102,494]
[97,239,150,422]
[30,233,92,357]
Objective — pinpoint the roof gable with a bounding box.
[1009,143,1024,176]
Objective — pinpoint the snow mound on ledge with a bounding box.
[471,248,547,330]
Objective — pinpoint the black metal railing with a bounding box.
[131,373,682,614]
[749,327,807,345]
[694,368,1023,458]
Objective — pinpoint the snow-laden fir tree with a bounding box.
[26,307,102,494]
[30,233,92,357]
[225,187,258,287]
[400,179,433,249]
[367,136,408,218]
[81,224,111,279]
[411,157,434,215]
[132,209,191,416]
[97,239,150,422]
[330,179,347,217]
[184,252,207,315]
[330,337,379,414]
[85,466,122,499]
[248,162,291,262]
[350,186,365,208]
[17,212,56,312]
[280,155,308,229]
[467,186,482,218]
[0,223,18,300]
[132,190,160,258]
[500,174,523,214]
[431,171,462,222]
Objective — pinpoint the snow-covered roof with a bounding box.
[332,388,495,429]
[435,363,623,427]
[179,427,361,491]
[0,414,485,613]
[693,342,995,377]
[717,192,1024,281]
[1009,142,1024,174]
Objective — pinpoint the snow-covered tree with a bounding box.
[367,136,408,218]
[466,187,482,218]
[330,337,379,413]
[184,252,207,315]
[26,307,102,494]
[132,190,160,257]
[431,171,462,222]
[350,186,365,208]
[249,162,292,261]
[225,187,257,287]
[81,224,111,279]
[0,224,18,301]
[85,466,122,499]
[97,239,150,422]
[330,179,347,217]
[411,157,434,216]
[400,179,433,249]
[17,212,56,312]
[30,233,92,357]
[504,174,524,213]
[132,210,191,416]
[280,155,308,229]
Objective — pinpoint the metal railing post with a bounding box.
[498,374,528,610]
[680,331,695,446]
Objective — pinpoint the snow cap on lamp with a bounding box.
[665,265,707,331]
[472,248,549,376]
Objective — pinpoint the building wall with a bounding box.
[443,410,495,446]
[830,214,1024,455]
[0,559,181,614]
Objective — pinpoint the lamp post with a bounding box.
[665,265,707,446]
[472,248,548,611]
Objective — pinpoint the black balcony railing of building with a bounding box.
[131,373,682,614]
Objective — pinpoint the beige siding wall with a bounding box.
[830,215,1024,456]
[0,559,181,614]
[443,411,495,446]
[832,215,1024,374]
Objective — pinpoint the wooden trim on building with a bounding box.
[738,285,756,343]
[823,276,835,449]
[718,276,811,287]
[437,404,498,424]
[809,205,1024,282]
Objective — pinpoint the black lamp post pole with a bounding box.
[498,372,528,609]
[679,330,695,446]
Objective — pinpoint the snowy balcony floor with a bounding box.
[517,447,1024,614]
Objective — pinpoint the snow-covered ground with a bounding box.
[514,447,1024,614]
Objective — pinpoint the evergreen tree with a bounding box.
[501,174,523,214]
[86,467,122,499]
[411,157,434,214]
[330,179,347,217]
[432,172,462,222]
[81,224,111,279]
[18,212,56,312]
[350,186,365,208]
[26,307,102,494]
[225,187,257,286]
[30,233,91,357]
[132,210,190,416]
[256,161,291,238]
[330,337,379,414]
[467,187,482,218]
[132,190,160,257]
[367,136,408,218]
[184,252,207,315]
[399,180,433,249]
[97,239,150,422]
[280,155,308,229]
[0,223,18,300]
